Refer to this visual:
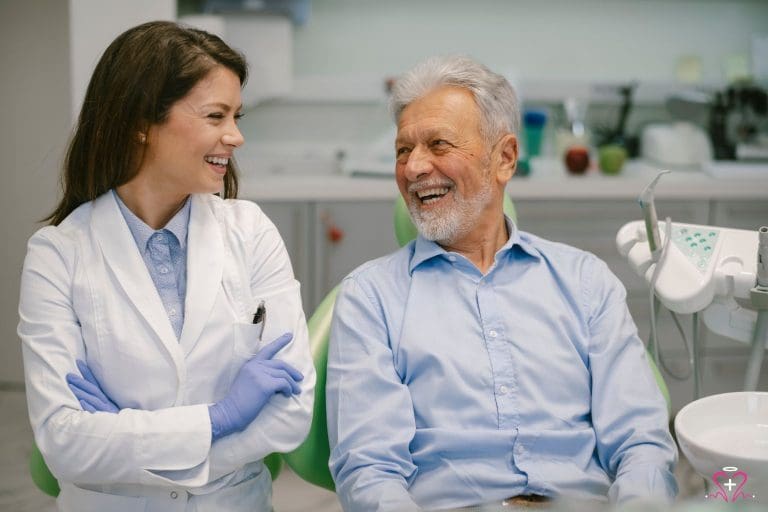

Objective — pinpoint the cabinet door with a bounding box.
[313,200,399,309]
[710,200,768,230]
[257,201,314,312]
[513,199,709,297]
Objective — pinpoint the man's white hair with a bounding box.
[389,55,520,143]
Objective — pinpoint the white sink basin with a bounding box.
[675,392,768,501]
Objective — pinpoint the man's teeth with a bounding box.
[205,156,229,166]
[417,187,449,204]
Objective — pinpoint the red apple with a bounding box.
[565,145,590,174]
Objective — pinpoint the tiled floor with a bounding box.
[0,389,709,511]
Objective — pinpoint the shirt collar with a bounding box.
[113,190,191,251]
[408,214,540,274]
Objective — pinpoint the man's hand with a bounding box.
[66,360,119,413]
[209,332,303,441]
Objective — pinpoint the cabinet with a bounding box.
[258,199,399,312]
[516,198,768,409]
[257,195,768,411]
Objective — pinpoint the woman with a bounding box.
[18,21,315,511]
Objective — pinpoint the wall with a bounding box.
[293,0,768,84]
[0,0,175,385]
[236,0,768,165]
[0,0,70,386]
[1,0,766,384]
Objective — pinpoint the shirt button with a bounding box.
[499,385,508,395]
[159,267,169,274]
[157,234,165,242]
[169,308,177,316]
[170,491,178,499]
[447,255,456,262]
[489,330,498,338]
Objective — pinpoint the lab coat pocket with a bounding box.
[58,482,147,512]
[193,465,271,511]
[233,322,265,359]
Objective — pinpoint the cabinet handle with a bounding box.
[320,211,344,244]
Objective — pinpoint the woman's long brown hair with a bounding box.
[46,21,248,225]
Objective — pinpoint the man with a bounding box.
[326,56,677,511]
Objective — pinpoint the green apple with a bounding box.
[598,144,627,175]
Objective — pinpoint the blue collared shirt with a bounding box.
[114,190,190,340]
[327,218,678,511]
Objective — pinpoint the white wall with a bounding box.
[69,0,175,121]
[0,0,174,384]
[293,0,768,84]
[0,0,70,385]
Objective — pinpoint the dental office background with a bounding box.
[2,0,768,410]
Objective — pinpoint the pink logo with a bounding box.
[705,466,757,502]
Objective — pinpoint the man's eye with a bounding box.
[431,139,449,148]
[396,147,411,157]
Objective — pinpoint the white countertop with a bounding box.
[238,158,768,202]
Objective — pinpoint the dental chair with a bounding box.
[283,193,671,493]
[29,437,284,497]
[282,194,519,491]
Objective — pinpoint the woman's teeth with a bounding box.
[205,156,229,166]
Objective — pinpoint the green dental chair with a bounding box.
[282,194,520,491]
[283,193,671,493]
[32,194,670,496]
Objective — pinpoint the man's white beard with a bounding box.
[408,179,493,244]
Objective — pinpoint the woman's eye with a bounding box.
[234,112,244,122]
[208,113,225,120]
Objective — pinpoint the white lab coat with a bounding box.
[18,191,315,512]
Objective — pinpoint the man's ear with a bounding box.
[495,133,518,184]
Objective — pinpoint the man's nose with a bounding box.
[403,145,433,181]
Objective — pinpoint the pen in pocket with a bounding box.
[252,301,266,339]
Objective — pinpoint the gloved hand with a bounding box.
[209,332,303,441]
[66,359,119,413]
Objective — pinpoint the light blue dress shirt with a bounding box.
[326,218,678,511]
[114,190,190,340]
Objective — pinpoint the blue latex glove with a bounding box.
[209,332,303,441]
[66,359,119,413]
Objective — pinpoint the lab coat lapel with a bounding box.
[91,193,182,361]
[179,195,224,356]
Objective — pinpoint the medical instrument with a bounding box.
[209,333,302,441]
[617,172,768,395]
[637,170,670,260]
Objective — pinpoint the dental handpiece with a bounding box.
[758,226,768,287]
[638,170,671,261]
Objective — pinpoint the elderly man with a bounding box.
[325,56,677,511]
